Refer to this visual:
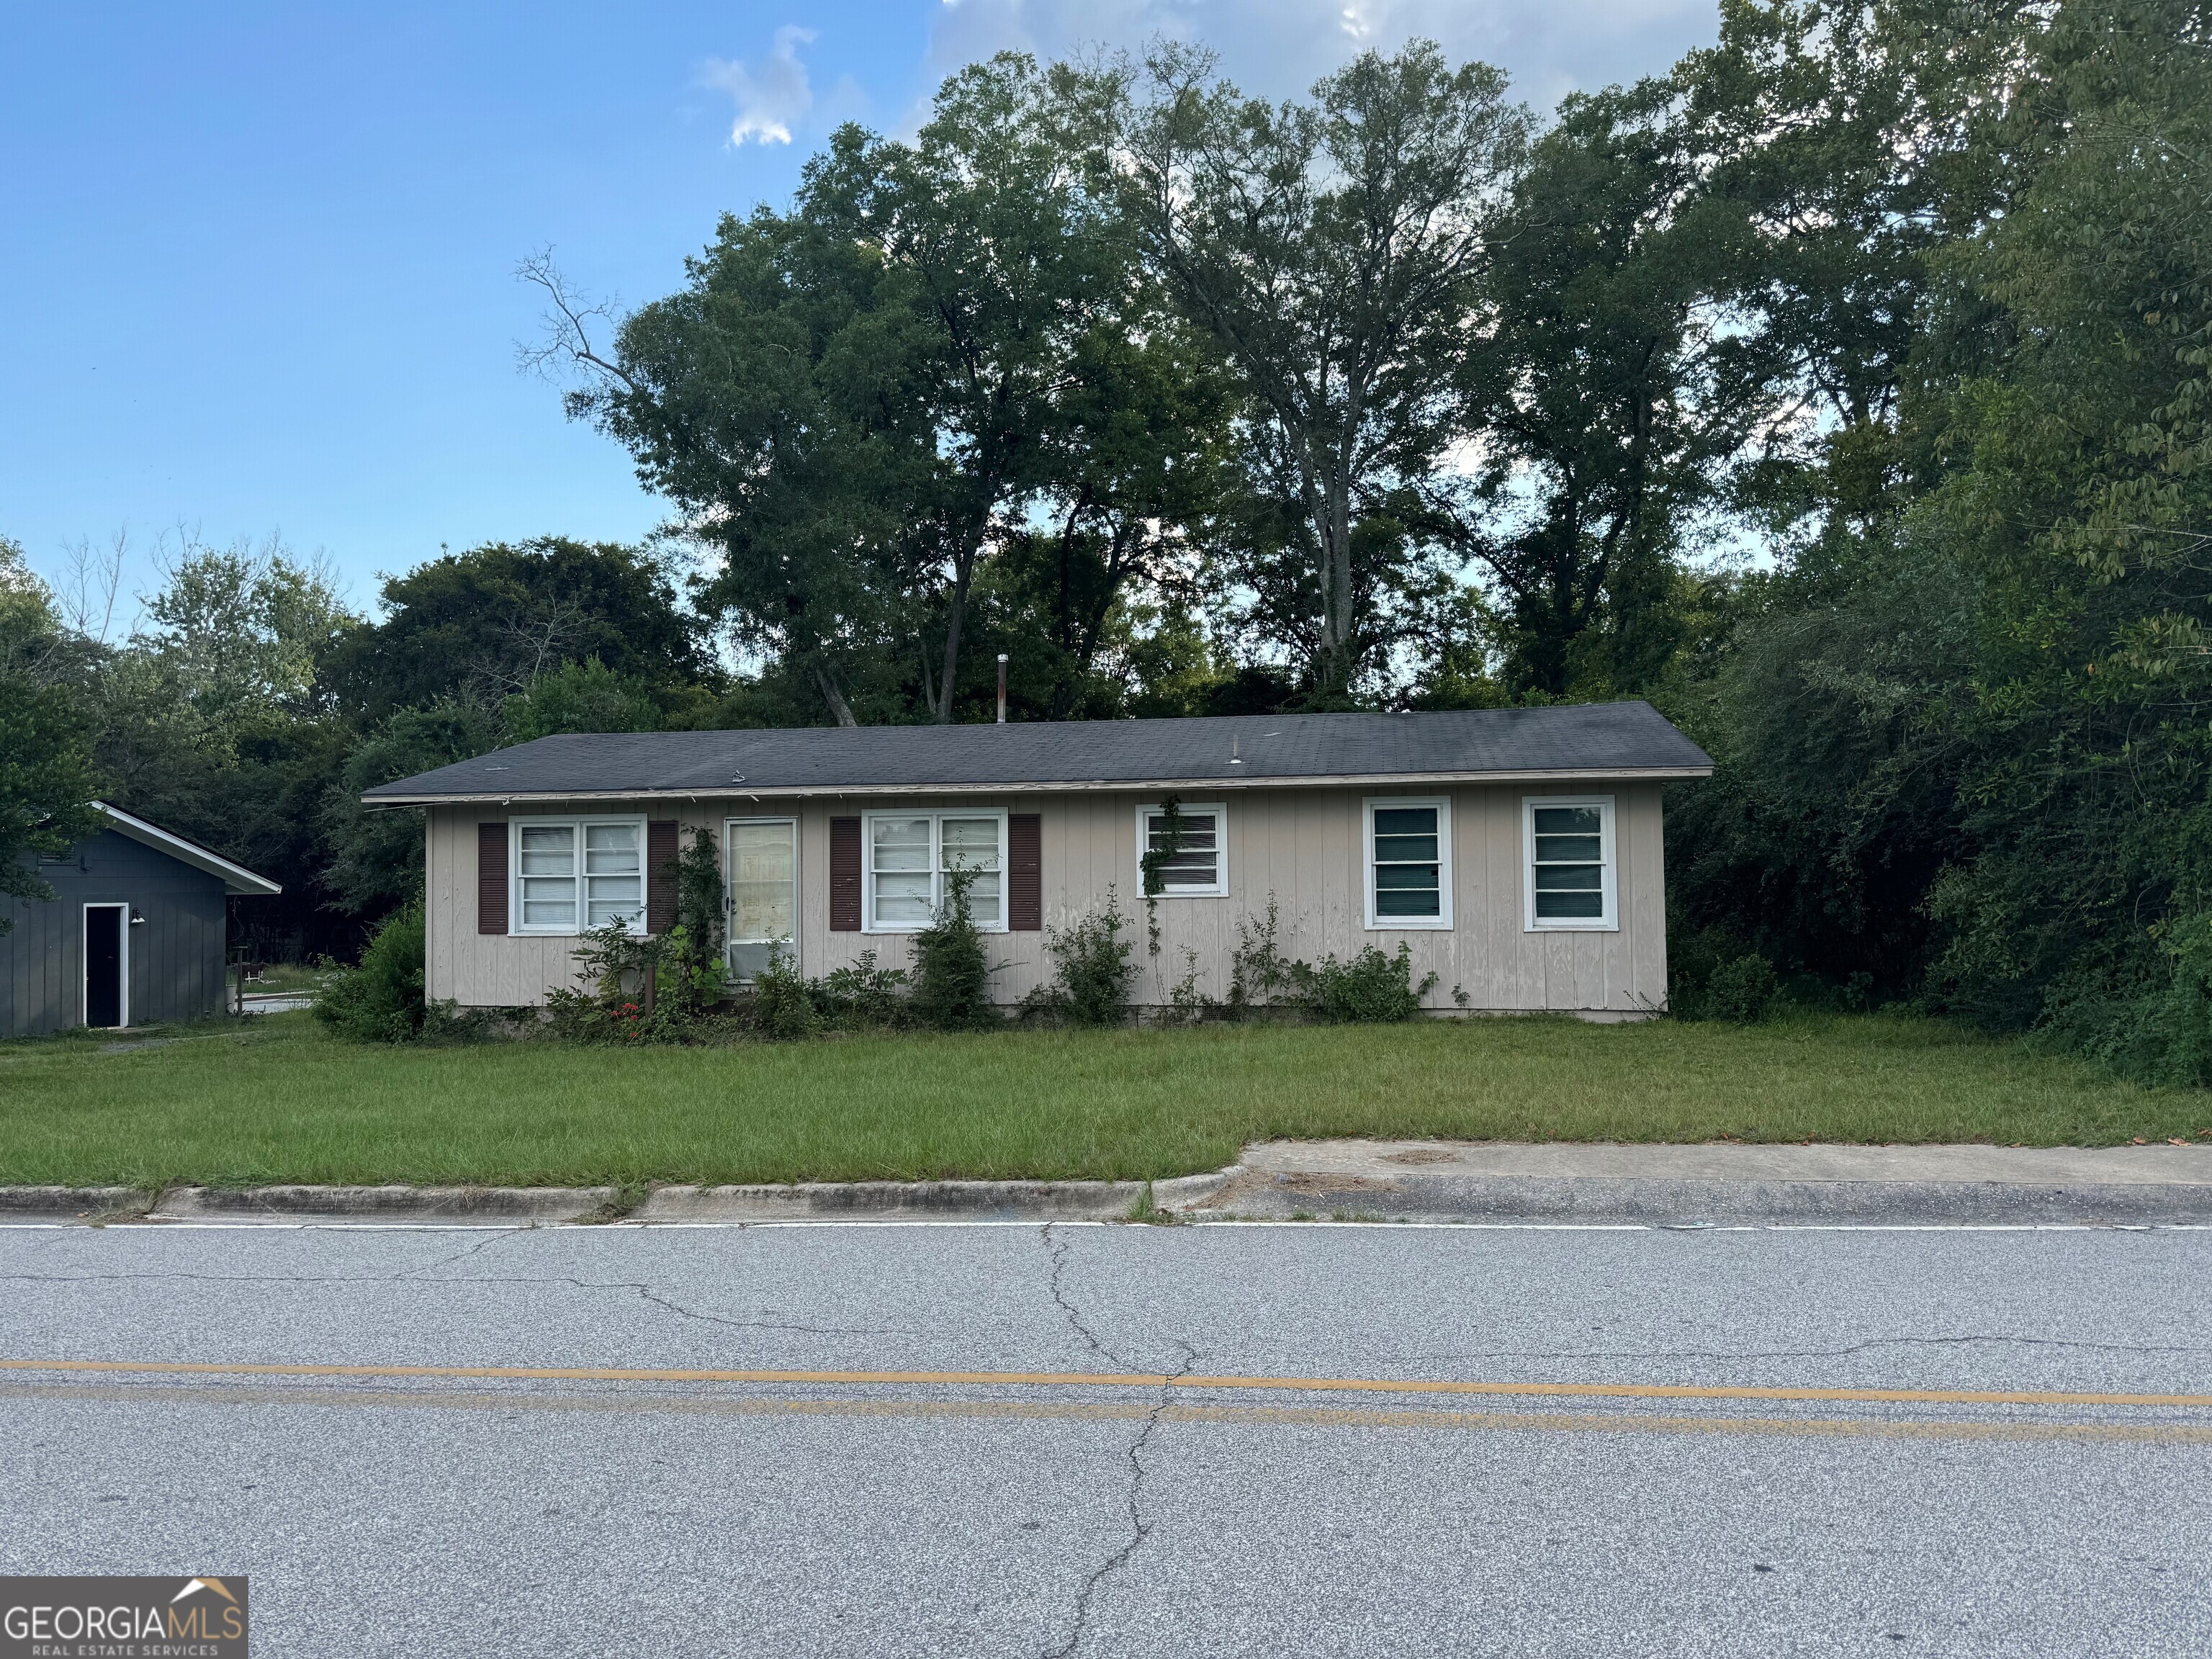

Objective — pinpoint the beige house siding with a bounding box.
[425,781,1670,1015]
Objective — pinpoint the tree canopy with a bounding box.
[10,0,2212,1084]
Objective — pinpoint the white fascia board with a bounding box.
[94,801,284,896]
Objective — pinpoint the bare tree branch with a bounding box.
[515,248,640,395]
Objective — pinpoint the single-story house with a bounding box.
[2,802,283,1038]
[363,702,1713,1018]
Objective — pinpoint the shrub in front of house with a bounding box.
[544,919,737,1043]
[1225,897,1302,1015]
[323,882,1439,1045]
[1220,897,1439,1023]
[314,900,428,1042]
[747,947,822,1040]
[908,868,999,1031]
[806,952,909,1028]
[1701,953,1784,1024]
[1298,943,1441,1023]
[1025,890,1138,1027]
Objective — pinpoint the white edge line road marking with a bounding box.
[2,1220,2211,1232]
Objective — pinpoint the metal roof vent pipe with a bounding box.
[997,654,1009,724]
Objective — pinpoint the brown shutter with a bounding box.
[477,821,508,935]
[830,816,862,932]
[647,819,680,934]
[1008,812,1042,931]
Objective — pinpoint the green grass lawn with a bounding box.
[1,1011,2203,1191]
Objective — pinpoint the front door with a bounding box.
[84,904,126,1028]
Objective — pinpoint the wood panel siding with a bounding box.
[476,821,508,935]
[3,878,72,1037]
[829,817,862,932]
[647,819,680,934]
[1,830,229,1037]
[423,781,1676,1015]
[1007,813,1042,931]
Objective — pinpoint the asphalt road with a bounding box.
[4,1220,2209,1657]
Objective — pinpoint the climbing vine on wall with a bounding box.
[1138,794,1187,957]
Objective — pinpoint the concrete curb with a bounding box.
[0,1187,149,1220]
[8,1142,2211,1226]
[0,1174,1233,1226]
[633,1172,1232,1223]
[148,1185,620,1224]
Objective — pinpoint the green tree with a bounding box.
[1676,0,2030,544]
[1667,0,2212,1081]
[1905,0,2212,1060]
[503,657,663,742]
[134,534,354,745]
[1122,40,1531,698]
[1457,81,1779,696]
[320,701,505,917]
[534,194,928,727]
[327,537,708,721]
[60,535,364,959]
[977,307,1233,721]
[0,540,102,931]
[547,55,1213,726]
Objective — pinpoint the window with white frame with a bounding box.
[1524,796,1617,929]
[1364,797,1452,929]
[512,817,646,935]
[1136,802,1226,897]
[727,817,797,981]
[864,811,1005,931]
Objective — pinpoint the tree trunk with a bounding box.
[814,670,858,729]
[1316,473,1357,697]
[935,526,989,724]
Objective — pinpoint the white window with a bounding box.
[1364,797,1452,929]
[511,816,647,935]
[1524,796,1618,930]
[863,810,1007,932]
[727,817,797,982]
[1135,802,1227,897]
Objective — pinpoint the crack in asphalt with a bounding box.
[10,1253,2206,1364]
[1043,1338,1198,1659]
[607,1280,895,1340]
[1043,1223,1123,1368]
[403,1228,526,1279]
[0,1270,896,1340]
[1038,1224,1197,1659]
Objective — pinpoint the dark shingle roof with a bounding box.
[362,702,1711,803]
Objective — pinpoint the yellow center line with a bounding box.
[1,1357,2206,1410]
[4,1380,2208,1445]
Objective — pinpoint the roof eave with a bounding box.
[362,765,1714,807]
[94,802,285,896]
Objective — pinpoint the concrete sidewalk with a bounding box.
[1204,1139,2212,1226]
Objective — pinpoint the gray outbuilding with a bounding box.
[2,802,282,1038]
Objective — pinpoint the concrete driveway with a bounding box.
[4,1220,2208,1656]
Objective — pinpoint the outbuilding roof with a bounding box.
[94,802,283,895]
[362,702,1712,806]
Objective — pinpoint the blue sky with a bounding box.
[2,0,1719,615]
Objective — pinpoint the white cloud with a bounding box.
[701,25,818,146]
[925,0,1718,110]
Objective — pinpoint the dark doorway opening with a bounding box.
[84,904,125,1028]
